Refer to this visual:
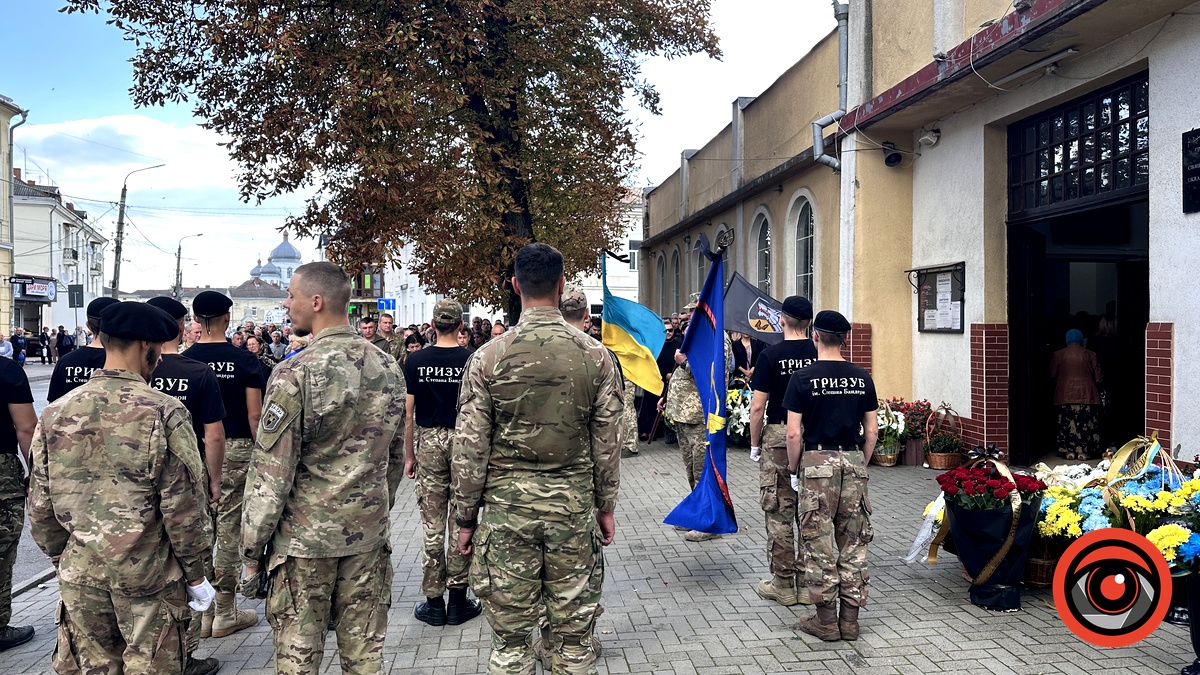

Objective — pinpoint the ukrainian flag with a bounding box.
[601,256,666,396]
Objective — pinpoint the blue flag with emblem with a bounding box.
[663,233,737,534]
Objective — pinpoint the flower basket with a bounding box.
[872,450,899,467]
[1025,556,1058,588]
[928,451,962,470]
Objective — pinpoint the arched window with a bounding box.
[697,248,707,289]
[795,200,814,299]
[671,250,681,312]
[657,256,667,315]
[755,216,771,293]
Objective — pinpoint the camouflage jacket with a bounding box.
[241,325,405,563]
[451,306,624,522]
[664,332,734,425]
[27,369,213,596]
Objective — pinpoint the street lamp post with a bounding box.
[174,233,203,299]
[110,163,165,297]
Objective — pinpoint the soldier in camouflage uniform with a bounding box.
[453,244,623,675]
[783,311,877,642]
[377,313,406,360]
[0,350,37,652]
[661,292,734,542]
[28,302,216,674]
[241,262,405,675]
[405,299,481,627]
[747,296,816,608]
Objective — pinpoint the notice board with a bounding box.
[1184,129,1200,214]
[913,263,965,334]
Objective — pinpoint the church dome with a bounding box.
[260,259,281,276]
[250,258,263,277]
[270,231,302,262]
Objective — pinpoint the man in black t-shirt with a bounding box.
[783,310,877,643]
[47,297,119,402]
[187,290,264,639]
[0,356,37,651]
[748,295,816,609]
[404,299,481,627]
[146,296,226,675]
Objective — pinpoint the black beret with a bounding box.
[813,310,852,334]
[146,296,188,321]
[781,296,813,320]
[86,296,120,320]
[193,290,233,318]
[100,302,180,342]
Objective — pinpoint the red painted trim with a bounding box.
[838,0,1109,133]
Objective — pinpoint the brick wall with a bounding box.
[1146,322,1173,449]
[841,322,873,373]
[961,323,1009,453]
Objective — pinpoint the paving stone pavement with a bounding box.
[2,439,1195,673]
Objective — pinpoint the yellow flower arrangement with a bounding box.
[1147,523,1193,563]
[1038,486,1083,540]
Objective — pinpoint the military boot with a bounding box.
[796,603,841,642]
[184,655,220,675]
[795,578,812,605]
[839,603,860,641]
[0,625,34,651]
[200,607,214,638]
[754,575,797,606]
[446,587,482,625]
[414,596,447,626]
[211,592,259,637]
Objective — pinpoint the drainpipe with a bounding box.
[814,1,849,171]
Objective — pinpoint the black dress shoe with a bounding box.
[0,625,34,651]
[446,597,482,625]
[415,599,447,626]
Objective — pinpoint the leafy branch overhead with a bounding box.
[65,0,720,314]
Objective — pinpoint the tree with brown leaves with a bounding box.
[65,0,720,319]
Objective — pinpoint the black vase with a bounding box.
[946,498,1040,611]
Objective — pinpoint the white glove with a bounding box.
[749,446,761,462]
[186,578,216,612]
[790,472,800,493]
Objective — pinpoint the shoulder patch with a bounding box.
[261,401,287,434]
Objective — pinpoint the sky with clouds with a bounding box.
[3,1,830,292]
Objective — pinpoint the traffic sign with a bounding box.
[377,298,397,311]
[68,284,84,308]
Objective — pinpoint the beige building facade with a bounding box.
[641,0,1200,464]
[0,95,26,332]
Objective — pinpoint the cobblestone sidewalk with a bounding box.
[1,441,1193,673]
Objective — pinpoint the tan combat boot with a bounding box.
[211,591,259,637]
[754,575,798,606]
[795,577,811,605]
[839,603,860,641]
[199,607,214,638]
[796,603,841,641]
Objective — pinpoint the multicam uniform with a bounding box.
[783,360,877,611]
[452,305,624,675]
[663,332,733,489]
[241,325,405,675]
[750,338,817,586]
[28,369,213,674]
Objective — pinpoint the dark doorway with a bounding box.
[1007,200,1148,465]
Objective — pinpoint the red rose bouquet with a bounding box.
[936,466,1046,510]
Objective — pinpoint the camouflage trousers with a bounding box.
[186,503,216,653]
[53,579,190,674]
[676,422,707,489]
[215,438,254,593]
[621,385,638,455]
[0,454,24,627]
[415,426,470,597]
[265,546,392,675]
[797,449,873,607]
[471,508,604,675]
[760,426,797,579]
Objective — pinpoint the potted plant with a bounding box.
[871,400,905,466]
[925,432,963,470]
[936,463,1046,610]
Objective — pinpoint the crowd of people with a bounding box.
[0,244,884,675]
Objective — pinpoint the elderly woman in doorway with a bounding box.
[1050,329,1104,460]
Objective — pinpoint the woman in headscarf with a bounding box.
[1049,329,1103,460]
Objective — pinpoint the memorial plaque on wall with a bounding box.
[914,263,965,334]
[1185,129,1200,214]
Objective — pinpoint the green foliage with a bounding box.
[925,432,962,454]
